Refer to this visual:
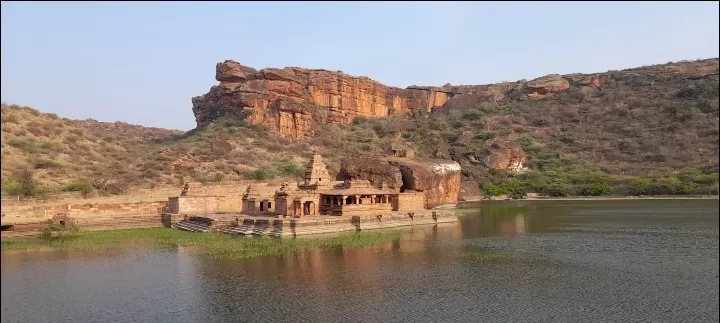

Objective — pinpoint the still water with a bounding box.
[2,199,718,322]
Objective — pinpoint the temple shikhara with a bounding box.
[167,148,458,237]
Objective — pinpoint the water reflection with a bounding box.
[2,199,718,322]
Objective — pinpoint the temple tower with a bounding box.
[304,152,330,184]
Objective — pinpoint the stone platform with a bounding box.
[171,211,457,238]
[1,213,168,238]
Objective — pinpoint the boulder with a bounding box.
[481,140,527,172]
[337,157,462,209]
[465,139,527,172]
[336,157,403,191]
[524,74,570,98]
[387,157,461,208]
[459,181,481,201]
[215,60,258,82]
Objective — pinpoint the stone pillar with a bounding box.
[371,195,376,204]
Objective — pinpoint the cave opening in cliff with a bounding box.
[398,168,413,193]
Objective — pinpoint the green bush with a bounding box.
[69,128,84,136]
[62,180,94,197]
[474,130,496,141]
[211,173,225,182]
[41,222,79,238]
[463,110,484,120]
[1,180,22,195]
[482,182,526,199]
[245,168,277,181]
[544,184,570,197]
[581,184,614,196]
[7,139,37,151]
[506,182,526,199]
[34,158,63,169]
[481,183,505,197]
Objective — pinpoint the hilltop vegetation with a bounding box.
[1,59,718,197]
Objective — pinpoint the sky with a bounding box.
[1,1,718,130]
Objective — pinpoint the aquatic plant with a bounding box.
[1,228,404,261]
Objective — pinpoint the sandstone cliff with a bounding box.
[337,156,461,208]
[459,181,482,201]
[192,59,627,139]
[192,60,453,138]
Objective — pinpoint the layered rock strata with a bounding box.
[337,157,461,208]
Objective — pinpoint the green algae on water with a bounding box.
[1,228,405,260]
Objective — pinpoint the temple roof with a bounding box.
[321,180,390,196]
[321,187,390,196]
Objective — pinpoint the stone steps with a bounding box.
[79,223,165,231]
[184,213,459,238]
[73,219,164,229]
[173,220,211,232]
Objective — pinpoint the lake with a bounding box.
[2,199,718,322]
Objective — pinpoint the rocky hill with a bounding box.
[2,58,718,197]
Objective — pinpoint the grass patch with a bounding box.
[1,228,404,260]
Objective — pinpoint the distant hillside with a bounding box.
[0,104,182,189]
[1,58,718,197]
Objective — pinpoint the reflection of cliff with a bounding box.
[457,203,553,238]
[497,213,527,234]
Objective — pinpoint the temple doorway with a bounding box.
[303,201,315,216]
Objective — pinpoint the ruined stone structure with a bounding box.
[390,132,415,158]
[167,150,458,237]
[165,142,461,236]
[241,152,429,218]
[167,149,451,220]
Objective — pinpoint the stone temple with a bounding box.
[240,152,425,218]
[167,151,457,237]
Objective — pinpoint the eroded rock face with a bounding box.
[459,181,481,201]
[387,158,461,208]
[192,60,455,138]
[479,140,528,172]
[524,74,571,98]
[192,59,719,138]
[216,61,258,82]
[337,157,462,208]
[336,157,403,190]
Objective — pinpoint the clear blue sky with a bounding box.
[2,1,718,130]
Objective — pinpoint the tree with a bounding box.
[18,168,37,197]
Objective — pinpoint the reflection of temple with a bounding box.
[242,152,425,218]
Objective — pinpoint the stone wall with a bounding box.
[394,193,426,212]
[330,204,393,216]
[181,181,278,198]
[2,202,167,219]
[168,196,241,215]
